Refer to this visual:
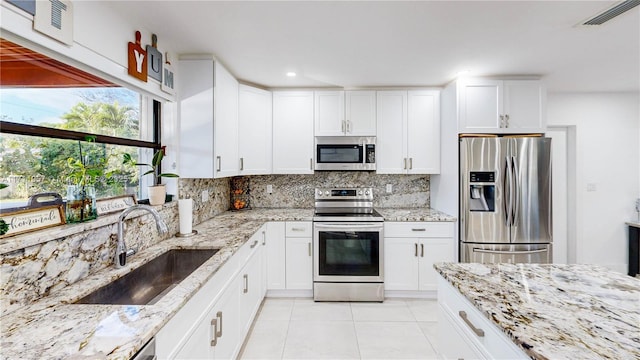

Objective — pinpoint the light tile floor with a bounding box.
[239,298,440,359]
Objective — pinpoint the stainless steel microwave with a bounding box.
[315,136,376,171]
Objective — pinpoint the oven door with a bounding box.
[313,222,384,282]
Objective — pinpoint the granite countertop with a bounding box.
[1,207,452,359]
[434,263,640,360]
[627,221,640,229]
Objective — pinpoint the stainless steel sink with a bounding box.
[75,249,218,305]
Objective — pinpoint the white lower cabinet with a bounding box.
[157,225,267,359]
[285,221,313,290]
[437,276,528,359]
[265,222,286,290]
[384,222,455,292]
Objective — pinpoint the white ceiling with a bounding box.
[109,1,640,92]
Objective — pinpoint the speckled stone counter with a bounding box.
[377,207,456,222]
[0,208,312,360]
[434,263,640,360]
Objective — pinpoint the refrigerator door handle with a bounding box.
[511,156,519,227]
[473,248,548,255]
[503,156,512,227]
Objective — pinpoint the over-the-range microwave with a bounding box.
[315,136,376,171]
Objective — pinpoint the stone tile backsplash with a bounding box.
[248,172,430,208]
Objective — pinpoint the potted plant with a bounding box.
[123,149,178,205]
[65,156,106,223]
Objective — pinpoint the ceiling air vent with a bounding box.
[582,0,640,25]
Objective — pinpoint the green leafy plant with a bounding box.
[122,149,178,185]
[66,136,111,188]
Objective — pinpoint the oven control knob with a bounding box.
[325,191,330,195]
[358,190,363,195]
[317,190,323,196]
[365,190,370,195]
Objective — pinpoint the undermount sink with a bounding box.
[75,249,218,305]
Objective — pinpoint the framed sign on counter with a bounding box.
[96,195,137,216]
[0,205,66,238]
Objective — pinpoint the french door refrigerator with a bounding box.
[460,136,552,263]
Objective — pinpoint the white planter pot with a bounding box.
[148,185,166,206]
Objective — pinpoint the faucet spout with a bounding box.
[115,204,168,268]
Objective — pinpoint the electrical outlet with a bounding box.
[586,183,597,192]
[386,184,393,193]
[266,184,273,194]
[202,190,209,202]
[635,198,640,212]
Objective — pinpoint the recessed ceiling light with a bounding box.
[286,72,297,77]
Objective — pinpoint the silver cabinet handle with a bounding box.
[262,230,266,246]
[291,227,306,231]
[403,158,407,170]
[216,311,223,338]
[411,228,426,232]
[240,157,244,171]
[250,240,258,248]
[342,120,346,133]
[421,243,424,257]
[414,243,418,257]
[210,317,218,346]
[216,156,221,172]
[308,242,312,256]
[459,311,485,337]
[409,158,413,170]
[243,274,248,294]
[505,114,510,127]
[310,158,313,171]
[346,120,351,133]
[499,115,505,128]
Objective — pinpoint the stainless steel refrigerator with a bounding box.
[460,136,552,263]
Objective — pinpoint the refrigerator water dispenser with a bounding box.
[469,171,495,212]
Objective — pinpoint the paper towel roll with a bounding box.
[178,198,193,235]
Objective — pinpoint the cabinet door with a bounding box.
[239,248,264,337]
[213,61,239,178]
[174,309,214,359]
[458,79,502,133]
[238,85,272,175]
[438,303,485,360]
[265,222,286,290]
[502,80,545,132]
[418,238,454,291]
[211,278,241,359]
[384,238,419,291]
[407,90,440,174]
[178,59,214,178]
[346,90,376,136]
[376,91,407,174]
[285,236,313,290]
[315,91,345,136]
[272,91,315,174]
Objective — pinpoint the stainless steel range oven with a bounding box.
[313,188,384,302]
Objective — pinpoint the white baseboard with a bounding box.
[266,289,313,298]
[384,290,438,299]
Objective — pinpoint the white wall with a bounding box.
[0,1,176,101]
[547,92,640,273]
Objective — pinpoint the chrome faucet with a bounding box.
[116,204,169,267]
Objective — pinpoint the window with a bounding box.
[0,38,160,209]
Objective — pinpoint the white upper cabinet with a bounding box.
[238,84,272,175]
[178,58,238,178]
[458,78,545,134]
[214,62,239,178]
[377,90,440,174]
[315,90,376,136]
[272,91,315,174]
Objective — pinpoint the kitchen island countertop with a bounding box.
[434,262,640,360]
[0,207,452,359]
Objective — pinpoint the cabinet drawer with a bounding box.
[438,277,527,359]
[385,222,454,238]
[285,221,312,237]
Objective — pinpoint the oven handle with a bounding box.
[314,223,383,230]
